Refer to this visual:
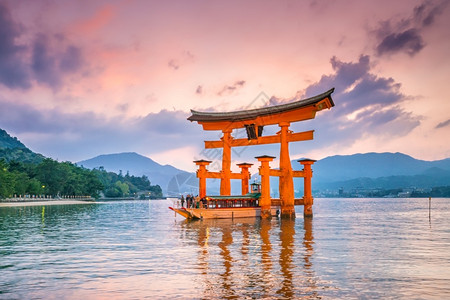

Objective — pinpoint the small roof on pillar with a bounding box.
[236,162,254,166]
[193,159,212,164]
[188,88,334,126]
[298,158,317,163]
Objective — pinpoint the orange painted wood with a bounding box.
[198,105,319,130]
[204,171,221,179]
[204,130,314,149]
[292,170,305,177]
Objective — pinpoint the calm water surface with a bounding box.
[1,198,449,299]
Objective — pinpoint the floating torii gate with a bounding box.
[188,88,335,218]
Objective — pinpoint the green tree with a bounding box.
[115,181,130,196]
[0,160,14,198]
[28,178,43,195]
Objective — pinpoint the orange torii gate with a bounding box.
[188,88,335,218]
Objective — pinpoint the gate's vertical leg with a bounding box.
[279,122,295,219]
[299,159,316,218]
[194,160,212,199]
[256,155,275,219]
[237,163,253,195]
[220,129,232,196]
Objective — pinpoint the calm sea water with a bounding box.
[1,198,449,299]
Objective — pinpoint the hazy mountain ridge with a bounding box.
[3,126,449,196]
[77,152,190,194]
[298,152,450,183]
[78,151,450,196]
[292,152,450,194]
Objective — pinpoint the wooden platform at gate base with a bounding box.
[271,198,305,206]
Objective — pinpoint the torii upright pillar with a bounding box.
[279,122,295,219]
[194,159,212,198]
[256,155,275,219]
[299,159,316,218]
[237,163,253,195]
[220,129,232,196]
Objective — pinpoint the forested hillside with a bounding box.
[0,129,162,199]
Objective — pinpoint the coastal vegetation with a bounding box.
[91,167,162,199]
[0,129,163,199]
[0,158,162,199]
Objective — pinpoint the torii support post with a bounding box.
[299,159,316,218]
[194,159,212,199]
[256,155,275,219]
[279,122,295,219]
[237,163,253,195]
[220,129,232,196]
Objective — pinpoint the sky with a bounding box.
[0,0,449,173]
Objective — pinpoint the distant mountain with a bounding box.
[291,152,450,194]
[77,152,193,195]
[0,128,44,163]
[298,152,450,182]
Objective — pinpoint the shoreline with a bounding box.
[0,200,96,207]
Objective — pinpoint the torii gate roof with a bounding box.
[188,88,334,131]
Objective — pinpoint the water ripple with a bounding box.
[1,198,449,299]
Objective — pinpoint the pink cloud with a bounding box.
[71,4,116,35]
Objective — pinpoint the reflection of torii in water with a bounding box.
[184,218,319,298]
[188,88,335,219]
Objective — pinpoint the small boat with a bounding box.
[170,183,279,220]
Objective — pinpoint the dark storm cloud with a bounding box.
[217,80,246,96]
[374,0,448,56]
[0,3,86,90]
[0,2,31,89]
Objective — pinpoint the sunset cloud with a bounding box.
[0,0,449,167]
[374,0,448,56]
[284,55,421,155]
[71,4,115,35]
[436,119,450,129]
[31,34,86,89]
[0,3,88,91]
[0,2,30,89]
[217,80,246,96]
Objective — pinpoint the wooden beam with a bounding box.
[199,106,318,130]
[230,172,244,180]
[271,198,305,206]
[204,171,221,179]
[269,169,282,177]
[293,170,305,177]
[204,171,245,180]
[205,130,314,149]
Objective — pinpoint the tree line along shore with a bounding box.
[0,158,163,200]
